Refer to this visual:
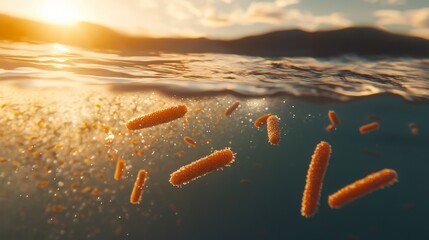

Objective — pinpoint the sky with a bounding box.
[0,0,428,39]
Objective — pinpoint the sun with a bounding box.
[39,0,80,25]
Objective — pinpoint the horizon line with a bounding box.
[1,12,427,41]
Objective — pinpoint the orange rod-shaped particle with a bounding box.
[368,115,381,121]
[82,186,92,193]
[169,148,235,187]
[267,115,280,145]
[254,114,272,128]
[126,105,187,130]
[328,110,340,126]
[183,136,197,147]
[224,101,240,117]
[301,141,332,218]
[325,124,334,132]
[130,170,148,204]
[328,169,398,209]
[38,181,49,188]
[240,179,252,185]
[114,159,125,180]
[408,123,418,135]
[359,122,379,134]
[410,127,418,135]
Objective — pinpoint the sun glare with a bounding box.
[39,0,80,25]
[52,43,71,53]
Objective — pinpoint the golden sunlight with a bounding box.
[39,0,80,25]
[52,43,71,54]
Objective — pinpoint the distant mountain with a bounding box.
[227,27,429,57]
[1,13,429,58]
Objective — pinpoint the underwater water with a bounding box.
[0,41,429,240]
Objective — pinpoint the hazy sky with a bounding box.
[0,0,428,39]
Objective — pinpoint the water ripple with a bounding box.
[0,41,428,101]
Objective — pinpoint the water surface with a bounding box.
[0,42,428,240]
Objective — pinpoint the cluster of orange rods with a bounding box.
[119,102,398,218]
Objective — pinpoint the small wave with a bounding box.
[1,41,428,102]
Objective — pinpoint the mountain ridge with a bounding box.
[1,13,429,57]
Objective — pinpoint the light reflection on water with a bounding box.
[0,41,428,101]
[0,86,281,239]
[1,41,429,240]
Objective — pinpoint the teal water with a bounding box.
[0,42,428,240]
